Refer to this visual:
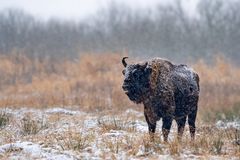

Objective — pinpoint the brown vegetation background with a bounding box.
[0,52,239,122]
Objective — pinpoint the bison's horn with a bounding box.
[122,57,128,67]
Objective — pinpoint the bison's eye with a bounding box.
[132,71,139,78]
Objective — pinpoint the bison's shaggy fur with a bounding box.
[122,57,199,142]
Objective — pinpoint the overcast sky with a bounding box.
[0,0,198,21]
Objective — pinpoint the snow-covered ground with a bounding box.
[0,107,239,159]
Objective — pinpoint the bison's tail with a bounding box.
[195,73,200,92]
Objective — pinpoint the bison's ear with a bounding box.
[145,67,152,74]
[144,63,152,74]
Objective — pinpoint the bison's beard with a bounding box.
[126,91,142,104]
[122,84,145,104]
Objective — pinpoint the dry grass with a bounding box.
[168,138,181,155]
[54,130,94,151]
[0,112,10,128]
[20,114,48,135]
[97,117,136,133]
[0,52,132,111]
[195,56,240,121]
[0,52,239,122]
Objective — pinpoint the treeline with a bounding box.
[0,0,240,63]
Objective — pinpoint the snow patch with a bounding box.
[45,108,81,115]
[103,130,127,138]
[84,118,98,129]
[125,109,143,117]
[216,120,240,130]
[0,141,76,159]
[129,120,148,132]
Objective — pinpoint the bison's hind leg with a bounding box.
[176,116,187,142]
[188,96,198,140]
[188,110,197,140]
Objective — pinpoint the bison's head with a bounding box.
[122,57,152,104]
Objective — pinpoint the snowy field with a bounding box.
[0,107,239,160]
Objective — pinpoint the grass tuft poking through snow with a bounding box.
[0,111,10,128]
[20,114,48,135]
[55,130,94,151]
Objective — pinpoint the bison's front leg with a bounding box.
[144,113,156,141]
[162,116,173,142]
